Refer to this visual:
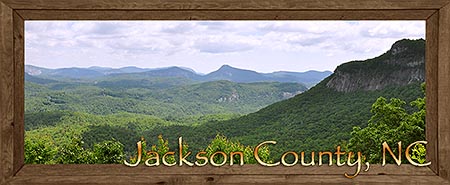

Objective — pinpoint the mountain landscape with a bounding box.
[326,40,425,92]
[119,39,425,155]
[24,39,425,163]
[25,64,332,87]
[25,64,319,120]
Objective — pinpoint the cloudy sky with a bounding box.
[25,21,424,74]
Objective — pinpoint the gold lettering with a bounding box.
[281,152,298,166]
[145,151,160,166]
[319,151,333,166]
[178,137,193,166]
[195,151,208,166]
[162,152,176,166]
[334,146,346,166]
[230,151,244,166]
[124,141,142,167]
[344,151,362,179]
[210,151,227,166]
[405,141,431,167]
[382,141,402,166]
[300,151,315,166]
[254,141,280,166]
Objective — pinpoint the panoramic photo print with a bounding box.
[24,21,426,168]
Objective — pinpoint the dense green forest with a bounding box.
[347,83,426,164]
[25,78,307,120]
[25,39,427,164]
[25,74,308,161]
[136,81,423,156]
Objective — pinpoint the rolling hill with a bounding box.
[25,78,307,121]
[25,38,425,160]
[82,39,425,155]
[25,64,331,87]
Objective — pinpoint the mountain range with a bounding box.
[25,64,332,88]
[326,39,425,92]
[24,38,426,159]
[96,38,426,154]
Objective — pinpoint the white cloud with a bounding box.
[25,21,425,73]
[193,35,261,54]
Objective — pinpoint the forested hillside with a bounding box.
[25,39,426,163]
[103,39,424,156]
[135,80,423,156]
[26,79,306,120]
[25,67,309,158]
[26,64,331,86]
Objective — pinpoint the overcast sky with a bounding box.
[25,21,425,74]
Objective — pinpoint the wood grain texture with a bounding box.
[1,0,449,10]
[0,2,14,185]
[426,11,439,175]
[0,0,449,184]
[16,9,437,20]
[14,164,437,176]
[12,11,24,176]
[438,3,450,181]
[8,174,450,185]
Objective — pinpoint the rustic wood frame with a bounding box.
[1,0,450,184]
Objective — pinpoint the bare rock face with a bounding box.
[326,39,425,92]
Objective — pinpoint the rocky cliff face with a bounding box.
[326,39,425,92]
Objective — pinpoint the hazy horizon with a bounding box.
[26,63,335,74]
[25,21,425,74]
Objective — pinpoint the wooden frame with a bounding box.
[1,0,450,184]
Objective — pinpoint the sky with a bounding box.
[25,21,425,74]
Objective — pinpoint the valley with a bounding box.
[25,39,426,164]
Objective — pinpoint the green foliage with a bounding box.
[149,135,177,164]
[126,135,270,165]
[24,135,57,164]
[126,135,177,164]
[338,39,425,75]
[205,134,271,164]
[56,137,94,164]
[92,139,124,164]
[347,84,425,163]
[25,111,72,130]
[25,79,305,120]
[144,82,423,157]
[25,80,424,164]
[410,143,427,164]
[25,136,125,164]
[24,39,425,164]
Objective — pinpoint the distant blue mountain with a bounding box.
[267,70,333,87]
[24,73,58,84]
[89,66,151,74]
[25,64,331,87]
[113,66,202,80]
[204,65,272,83]
[48,68,104,79]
